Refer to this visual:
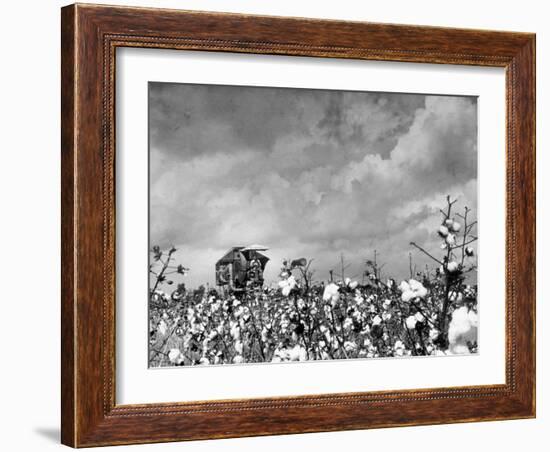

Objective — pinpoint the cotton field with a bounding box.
[149,196,478,367]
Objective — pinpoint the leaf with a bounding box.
[291,258,307,268]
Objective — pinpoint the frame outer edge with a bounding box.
[60,3,536,446]
[61,3,77,448]
[514,35,536,416]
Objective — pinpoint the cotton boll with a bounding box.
[438,225,449,237]
[414,312,425,323]
[168,348,184,365]
[445,234,456,246]
[399,280,410,292]
[405,315,417,330]
[233,355,244,364]
[447,261,460,273]
[400,279,428,301]
[447,306,478,354]
[451,221,461,232]
[466,246,475,257]
[323,283,340,302]
[158,319,167,336]
[289,345,307,361]
[234,340,244,354]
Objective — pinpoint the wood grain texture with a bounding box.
[61,3,536,447]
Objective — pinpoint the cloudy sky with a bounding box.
[149,82,477,288]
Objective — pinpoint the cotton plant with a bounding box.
[148,196,479,367]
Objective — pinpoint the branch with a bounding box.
[409,242,443,265]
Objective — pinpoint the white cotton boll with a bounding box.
[323,283,340,302]
[289,345,307,361]
[234,341,244,354]
[372,315,382,326]
[444,219,454,228]
[345,277,351,286]
[349,280,358,290]
[279,275,297,297]
[343,318,353,330]
[451,221,461,232]
[466,246,475,257]
[445,234,456,246]
[447,261,460,273]
[393,340,406,356]
[409,279,428,298]
[198,357,210,365]
[401,279,427,301]
[168,348,183,364]
[233,355,244,364]
[230,324,241,341]
[449,291,464,303]
[158,319,167,336]
[414,312,425,323]
[447,307,478,354]
[429,328,440,340]
[399,280,410,293]
[451,344,470,354]
[406,315,418,330]
[382,312,392,321]
[438,225,449,237]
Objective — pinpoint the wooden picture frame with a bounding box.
[61,3,535,447]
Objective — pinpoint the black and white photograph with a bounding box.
[148,82,479,367]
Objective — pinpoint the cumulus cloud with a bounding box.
[149,83,477,288]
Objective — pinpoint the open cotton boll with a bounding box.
[405,315,418,330]
[289,345,307,361]
[158,319,168,336]
[446,261,460,273]
[408,279,428,298]
[438,225,449,237]
[278,275,297,297]
[447,306,478,354]
[168,348,184,364]
[414,312,425,323]
[400,279,428,301]
[323,283,340,303]
[233,355,244,364]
